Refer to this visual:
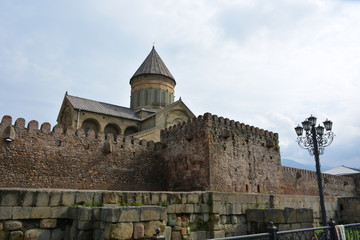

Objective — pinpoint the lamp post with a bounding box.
[294,115,335,226]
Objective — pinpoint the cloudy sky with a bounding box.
[1,0,359,169]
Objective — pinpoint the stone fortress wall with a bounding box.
[0,113,357,197]
[161,113,357,197]
[0,189,349,240]
[0,115,165,191]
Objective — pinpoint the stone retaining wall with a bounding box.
[0,189,358,240]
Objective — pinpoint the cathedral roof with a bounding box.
[131,46,175,82]
[65,95,141,121]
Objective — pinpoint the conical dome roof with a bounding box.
[130,47,175,82]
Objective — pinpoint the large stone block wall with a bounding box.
[337,197,360,223]
[0,116,164,190]
[1,189,357,240]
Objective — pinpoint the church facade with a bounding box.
[57,47,195,142]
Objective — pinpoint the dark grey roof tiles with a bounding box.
[131,46,175,81]
[66,95,141,121]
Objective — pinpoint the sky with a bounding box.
[0,0,359,169]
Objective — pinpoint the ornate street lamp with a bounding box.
[294,115,335,226]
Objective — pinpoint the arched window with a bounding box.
[124,126,139,136]
[82,119,100,134]
[104,123,121,139]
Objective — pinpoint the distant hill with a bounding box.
[281,159,333,172]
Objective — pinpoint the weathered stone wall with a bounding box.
[281,167,357,197]
[0,116,164,190]
[161,115,211,191]
[246,208,313,233]
[0,113,358,197]
[1,189,356,240]
[161,113,280,193]
[161,113,357,196]
[337,197,360,223]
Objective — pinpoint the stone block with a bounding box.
[246,209,264,222]
[31,207,51,219]
[0,190,21,206]
[185,204,194,213]
[0,231,9,239]
[103,192,117,204]
[93,192,103,205]
[40,219,57,228]
[169,194,182,204]
[24,229,51,240]
[300,223,313,228]
[75,191,94,205]
[180,227,190,236]
[166,204,175,213]
[144,221,163,238]
[160,193,168,203]
[140,206,160,221]
[290,223,302,230]
[213,230,225,238]
[296,209,313,223]
[164,226,172,240]
[231,204,243,214]
[101,207,120,223]
[284,208,297,223]
[9,230,23,240]
[22,191,35,206]
[93,229,104,240]
[171,231,181,240]
[278,224,291,231]
[92,207,101,221]
[187,193,200,204]
[133,223,144,239]
[35,191,49,207]
[49,191,62,207]
[77,206,93,221]
[105,222,133,240]
[200,204,210,213]
[0,207,12,219]
[4,220,22,230]
[61,192,75,206]
[77,220,93,230]
[77,230,94,240]
[51,207,69,218]
[264,209,285,224]
[190,231,207,240]
[51,229,65,240]
[119,207,140,222]
[151,193,160,205]
[159,207,167,221]
[175,204,186,214]
[12,206,32,219]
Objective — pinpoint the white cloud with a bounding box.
[0,0,359,168]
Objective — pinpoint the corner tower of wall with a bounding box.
[160,113,281,193]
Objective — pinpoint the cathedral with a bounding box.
[56,47,195,142]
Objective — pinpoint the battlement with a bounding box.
[161,112,278,141]
[0,115,164,191]
[281,166,357,196]
[0,115,159,150]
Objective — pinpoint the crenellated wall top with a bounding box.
[0,115,158,150]
[160,112,279,140]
